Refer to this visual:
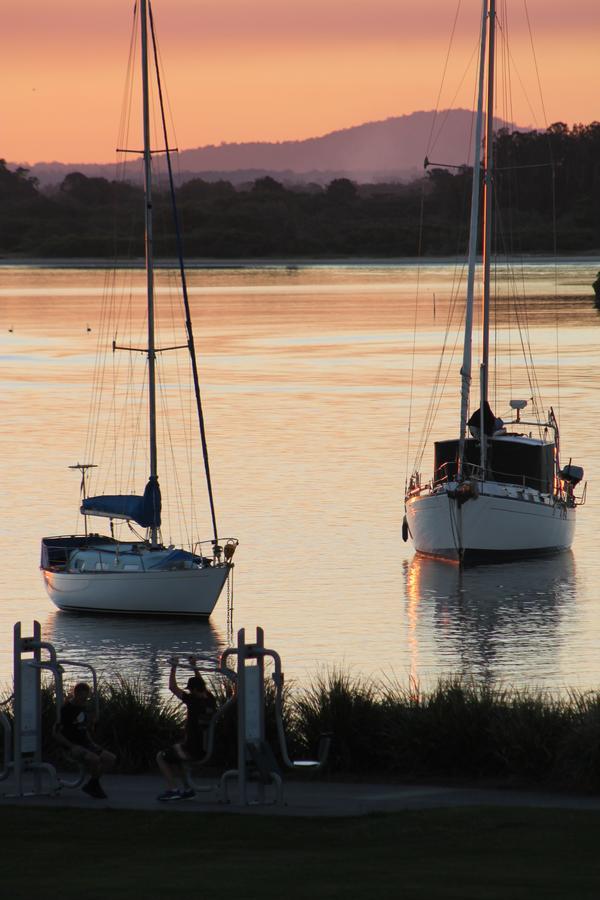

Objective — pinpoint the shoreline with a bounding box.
[0,253,598,270]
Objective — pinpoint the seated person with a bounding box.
[56,682,115,799]
[468,401,504,439]
[156,656,217,801]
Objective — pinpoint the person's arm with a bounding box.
[188,655,200,676]
[54,723,73,750]
[168,656,185,700]
[55,705,75,750]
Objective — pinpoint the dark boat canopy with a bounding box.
[434,437,555,493]
[81,476,161,529]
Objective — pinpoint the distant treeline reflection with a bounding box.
[2,122,599,258]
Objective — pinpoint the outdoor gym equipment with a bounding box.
[0,621,98,797]
[163,654,237,796]
[219,627,330,805]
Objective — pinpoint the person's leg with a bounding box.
[156,749,179,791]
[78,749,108,798]
[79,748,102,777]
[98,750,116,774]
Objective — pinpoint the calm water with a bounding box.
[1,261,599,694]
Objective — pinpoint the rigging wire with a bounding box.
[521,0,562,407]
[148,0,221,548]
[425,0,464,156]
[410,14,482,477]
[410,0,560,486]
[78,0,217,546]
[407,0,481,482]
[522,0,549,128]
[403,185,425,487]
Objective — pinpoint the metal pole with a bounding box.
[236,628,246,805]
[256,627,265,805]
[140,0,159,544]
[32,621,42,795]
[480,0,496,475]
[13,623,22,795]
[458,0,488,477]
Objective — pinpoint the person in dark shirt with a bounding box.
[56,682,116,799]
[156,656,217,801]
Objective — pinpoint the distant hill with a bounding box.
[14,109,516,188]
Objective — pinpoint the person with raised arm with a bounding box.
[156,655,217,801]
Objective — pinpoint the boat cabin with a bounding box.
[434,435,555,493]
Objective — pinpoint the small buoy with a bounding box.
[402,515,409,542]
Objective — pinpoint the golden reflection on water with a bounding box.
[0,263,599,691]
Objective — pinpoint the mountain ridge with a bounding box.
[12,109,518,187]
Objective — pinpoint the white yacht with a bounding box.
[404,0,585,563]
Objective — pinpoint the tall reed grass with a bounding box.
[2,673,600,789]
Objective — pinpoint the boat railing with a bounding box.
[453,461,559,495]
[507,418,557,436]
[428,460,567,498]
[431,461,456,488]
[192,538,239,566]
[461,462,485,482]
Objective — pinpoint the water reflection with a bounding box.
[2,264,598,692]
[405,552,576,683]
[44,612,226,693]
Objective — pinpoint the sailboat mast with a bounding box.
[479,0,496,473]
[140,0,159,544]
[458,0,489,476]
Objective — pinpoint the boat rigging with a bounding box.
[41,0,238,614]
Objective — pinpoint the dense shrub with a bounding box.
[3,122,600,259]
[2,673,600,790]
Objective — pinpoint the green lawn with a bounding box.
[1,806,599,899]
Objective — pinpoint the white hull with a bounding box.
[406,482,575,562]
[42,565,231,617]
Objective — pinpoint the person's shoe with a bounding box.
[82,779,107,799]
[157,789,182,802]
[179,789,195,800]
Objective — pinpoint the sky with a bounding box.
[2,0,598,165]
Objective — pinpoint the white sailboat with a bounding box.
[41,0,237,615]
[404,0,585,563]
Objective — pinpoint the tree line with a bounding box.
[1,122,599,259]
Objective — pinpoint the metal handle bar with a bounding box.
[56,661,99,718]
[0,712,11,782]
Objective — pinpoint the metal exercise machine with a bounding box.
[0,621,98,797]
[164,655,238,797]
[219,627,330,806]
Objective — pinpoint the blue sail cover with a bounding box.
[81,477,161,529]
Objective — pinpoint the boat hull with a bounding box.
[41,564,231,617]
[406,484,575,563]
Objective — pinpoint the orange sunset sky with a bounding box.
[3,0,598,165]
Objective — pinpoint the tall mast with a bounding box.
[479,0,496,474]
[458,0,489,476]
[140,0,159,544]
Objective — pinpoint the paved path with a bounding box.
[2,773,600,816]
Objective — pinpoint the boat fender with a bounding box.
[402,515,409,542]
